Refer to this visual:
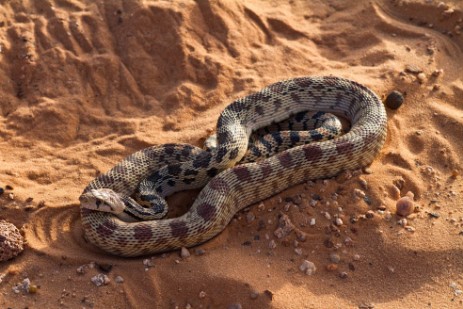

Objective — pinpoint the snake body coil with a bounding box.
[80,76,387,257]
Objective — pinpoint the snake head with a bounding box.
[79,189,125,214]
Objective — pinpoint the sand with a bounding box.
[0,0,463,308]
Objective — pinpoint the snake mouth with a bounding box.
[78,193,91,205]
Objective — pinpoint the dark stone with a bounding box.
[385,91,404,110]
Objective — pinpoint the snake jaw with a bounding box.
[79,189,126,214]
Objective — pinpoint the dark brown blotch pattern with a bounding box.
[170,220,189,238]
[277,152,293,168]
[96,220,117,237]
[133,224,153,241]
[208,177,230,194]
[233,166,252,181]
[302,144,323,162]
[197,202,216,222]
[335,140,355,156]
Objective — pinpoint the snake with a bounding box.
[79,76,387,257]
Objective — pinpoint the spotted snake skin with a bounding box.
[80,76,387,257]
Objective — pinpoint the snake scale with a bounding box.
[80,76,387,257]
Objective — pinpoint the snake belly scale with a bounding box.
[80,76,387,257]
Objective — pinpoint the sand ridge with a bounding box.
[0,0,463,308]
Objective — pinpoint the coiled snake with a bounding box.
[80,76,387,257]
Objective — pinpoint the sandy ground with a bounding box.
[0,0,463,308]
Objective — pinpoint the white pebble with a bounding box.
[115,276,124,283]
[335,218,343,226]
[180,247,191,258]
[398,218,408,226]
[294,248,303,255]
[417,73,426,83]
[299,260,316,275]
[354,189,366,198]
[199,291,206,298]
[143,259,153,268]
[91,274,110,287]
[309,218,316,226]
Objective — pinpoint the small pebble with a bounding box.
[404,225,416,232]
[143,259,153,268]
[365,210,375,219]
[385,91,404,110]
[417,73,426,83]
[180,247,191,258]
[354,189,366,198]
[344,237,354,247]
[294,248,303,255]
[195,248,206,256]
[335,218,343,226]
[115,276,124,283]
[28,284,38,294]
[309,218,316,226]
[330,253,341,263]
[326,263,338,271]
[0,187,4,196]
[396,196,414,217]
[299,260,317,275]
[250,291,259,299]
[91,274,110,287]
[8,193,14,200]
[12,278,34,294]
[199,291,206,298]
[405,65,423,74]
[432,69,443,77]
[338,272,348,279]
[398,218,408,226]
[76,265,87,274]
[353,254,361,261]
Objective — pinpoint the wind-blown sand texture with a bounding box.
[0,0,462,308]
